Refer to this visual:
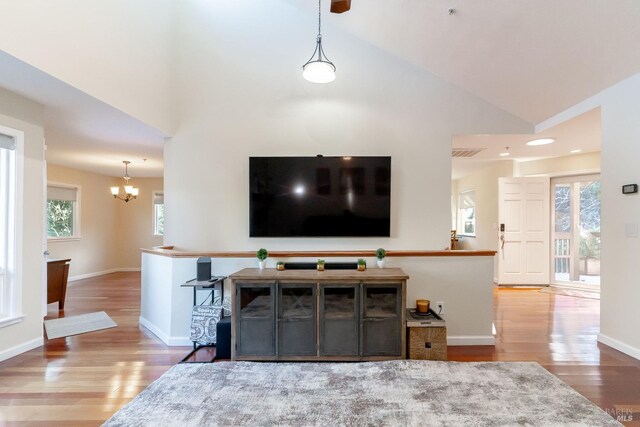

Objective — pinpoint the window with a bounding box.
[458,190,476,236]
[153,192,164,236]
[47,184,80,240]
[0,128,23,325]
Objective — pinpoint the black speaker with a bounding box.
[197,257,211,281]
[216,317,231,359]
[284,262,358,270]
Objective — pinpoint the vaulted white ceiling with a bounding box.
[304,0,640,124]
[1,0,639,176]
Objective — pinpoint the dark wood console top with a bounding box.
[142,246,496,258]
[229,268,409,281]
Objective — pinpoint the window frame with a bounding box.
[457,189,476,238]
[153,191,164,236]
[0,125,25,327]
[46,181,81,242]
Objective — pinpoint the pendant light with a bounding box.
[302,0,336,83]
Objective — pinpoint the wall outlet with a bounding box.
[436,301,445,315]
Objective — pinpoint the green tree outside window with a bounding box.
[47,199,74,237]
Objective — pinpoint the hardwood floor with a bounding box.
[0,273,639,425]
[449,288,640,426]
[0,272,189,426]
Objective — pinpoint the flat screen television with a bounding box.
[250,156,391,237]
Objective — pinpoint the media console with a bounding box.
[229,268,408,361]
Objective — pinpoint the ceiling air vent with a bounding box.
[452,148,485,158]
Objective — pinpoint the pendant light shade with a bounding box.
[302,0,335,83]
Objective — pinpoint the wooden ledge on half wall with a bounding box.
[141,246,497,258]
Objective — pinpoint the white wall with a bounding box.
[517,152,601,177]
[116,177,164,269]
[165,1,532,253]
[0,87,45,361]
[46,165,164,278]
[46,165,120,278]
[453,161,514,253]
[537,72,640,359]
[452,161,515,280]
[141,253,496,346]
[0,0,176,135]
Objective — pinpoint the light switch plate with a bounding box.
[625,223,639,238]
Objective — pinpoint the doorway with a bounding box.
[551,174,601,289]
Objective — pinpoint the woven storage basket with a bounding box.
[408,326,447,361]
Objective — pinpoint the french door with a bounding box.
[551,174,601,289]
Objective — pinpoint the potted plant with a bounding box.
[376,248,386,268]
[357,258,366,271]
[276,261,285,271]
[256,248,268,269]
[317,259,325,272]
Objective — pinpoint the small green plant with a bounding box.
[256,248,268,261]
[276,261,284,266]
[357,258,366,266]
[376,248,386,260]
[317,259,325,265]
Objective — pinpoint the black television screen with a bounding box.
[250,156,391,237]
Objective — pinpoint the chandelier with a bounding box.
[110,161,139,203]
[302,0,336,83]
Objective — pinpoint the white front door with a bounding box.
[498,177,550,285]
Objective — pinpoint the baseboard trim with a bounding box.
[69,268,141,282]
[139,316,192,347]
[0,336,44,362]
[447,335,496,346]
[598,333,640,360]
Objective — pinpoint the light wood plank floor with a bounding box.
[0,273,638,426]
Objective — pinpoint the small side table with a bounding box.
[180,276,227,358]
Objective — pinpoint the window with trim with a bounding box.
[0,131,18,324]
[153,191,164,236]
[47,184,80,239]
[458,189,476,237]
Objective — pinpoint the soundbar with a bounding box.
[283,262,358,270]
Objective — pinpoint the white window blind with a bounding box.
[0,134,15,151]
[459,191,476,209]
[47,185,78,202]
[153,192,164,205]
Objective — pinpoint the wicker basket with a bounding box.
[408,326,447,361]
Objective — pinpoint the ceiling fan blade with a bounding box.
[330,0,351,13]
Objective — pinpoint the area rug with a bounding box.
[44,311,117,339]
[539,287,600,300]
[103,361,619,426]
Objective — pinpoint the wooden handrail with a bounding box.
[141,247,496,258]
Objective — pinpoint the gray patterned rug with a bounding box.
[103,361,619,427]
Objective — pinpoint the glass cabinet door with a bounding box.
[278,284,316,356]
[361,284,401,356]
[236,283,275,356]
[320,284,359,356]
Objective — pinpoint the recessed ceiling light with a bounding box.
[570,149,582,154]
[499,147,510,157]
[499,152,510,157]
[526,137,555,146]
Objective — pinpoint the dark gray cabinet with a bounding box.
[230,269,407,361]
[362,284,402,356]
[320,284,359,356]
[278,283,316,356]
[236,282,275,356]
